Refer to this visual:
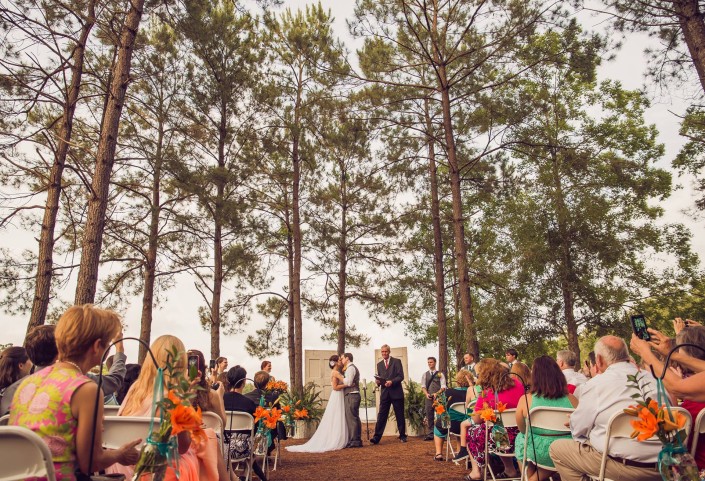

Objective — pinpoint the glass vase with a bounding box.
[658,444,699,481]
[132,441,168,481]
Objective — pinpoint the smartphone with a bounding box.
[209,359,216,371]
[188,354,199,380]
[630,314,651,341]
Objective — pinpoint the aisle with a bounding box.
[268,429,468,481]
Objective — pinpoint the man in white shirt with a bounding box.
[556,349,588,390]
[549,336,662,481]
[462,353,477,376]
[420,357,446,440]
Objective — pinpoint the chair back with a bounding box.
[102,416,152,450]
[225,411,255,434]
[0,425,57,481]
[499,408,518,428]
[0,414,9,426]
[528,406,574,432]
[690,407,705,459]
[202,411,225,454]
[449,402,466,415]
[103,405,120,416]
[596,407,692,481]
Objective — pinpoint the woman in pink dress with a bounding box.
[10,305,140,481]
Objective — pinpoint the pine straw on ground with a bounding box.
[267,424,469,481]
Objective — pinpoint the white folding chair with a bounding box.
[588,407,692,481]
[445,402,467,460]
[101,416,152,450]
[690,407,705,460]
[521,406,574,481]
[225,411,256,481]
[202,411,225,456]
[0,425,57,481]
[0,414,9,426]
[103,404,120,416]
[484,408,522,481]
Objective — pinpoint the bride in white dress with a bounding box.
[286,355,349,453]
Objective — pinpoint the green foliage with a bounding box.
[400,380,426,432]
[278,382,324,423]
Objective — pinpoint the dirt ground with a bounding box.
[266,423,469,481]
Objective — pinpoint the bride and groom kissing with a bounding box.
[286,352,363,452]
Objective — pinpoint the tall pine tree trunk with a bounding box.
[291,75,304,393]
[286,214,296,387]
[28,1,96,331]
[75,0,145,304]
[674,0,705,94]
[337,162,348,355]
[438,75,480,359]
[551,149,580,359]
[424,98,448,373]
[138,125,164,363]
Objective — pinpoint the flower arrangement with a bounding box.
[266,379,289,393]
[433,391,450,428]
[476,400,509,451]
[624,373,698,481]
[133,346,206,481]
[278,382,324,424]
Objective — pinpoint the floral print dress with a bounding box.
[9,365,91,481]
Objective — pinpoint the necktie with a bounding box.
[385,359,389,369]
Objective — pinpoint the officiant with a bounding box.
[370,344,407,444]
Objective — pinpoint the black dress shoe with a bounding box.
[348,442,363,448]
[400,436,407,443]
[369,437,380,445]
[424,434,434,441]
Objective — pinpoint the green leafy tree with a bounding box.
[502,24,698,358]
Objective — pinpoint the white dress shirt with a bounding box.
[562,368,588,387]
[343,364,359,393]
[569,361,661,462]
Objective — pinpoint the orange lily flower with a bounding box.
[435,405,446,415]
[294,408,308,420]
[630,407,659,441]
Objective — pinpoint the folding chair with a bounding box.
[0,414,8,426]
[690,407,705,460]
[521,406,574,481]
[0,425,56,481]
[103,404,120,416]
[101,415,152,449]
[225,411,256,481]
[588,407,692,481]
[484,408,522,481]
[202,411,225,456]
[445,402,467,460]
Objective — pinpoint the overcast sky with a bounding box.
[1,1,702,386]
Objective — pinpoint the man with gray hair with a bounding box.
[556,349,588,391]
[549,336,662,481]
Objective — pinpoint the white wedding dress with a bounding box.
[286,372,349,453]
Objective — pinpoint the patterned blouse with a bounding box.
[9,365,90,481]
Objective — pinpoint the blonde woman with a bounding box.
[10,305,140,481]
[108,335,222,481]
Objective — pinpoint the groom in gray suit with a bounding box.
[340,353,363,448]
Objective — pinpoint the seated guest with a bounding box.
[630,324,705,470]
[515,356,577,481]
[188,349,226,425]
[223,365,268,481]
[432,370,475,461]
[245,370,286,446]
[510,361,532,391]
[245,370,278,406]
[10,305,140,480]
[0,346,33,414]
[108,335,220,481]
[454,358,523,480]
[550,335,662,481]
[116,364,141,405]
[556,350,588,393]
